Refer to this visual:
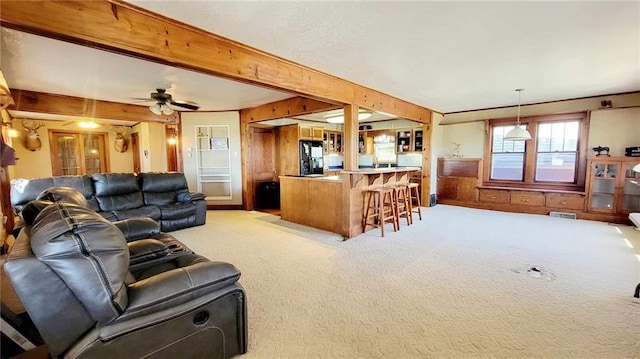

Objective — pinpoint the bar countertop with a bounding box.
[279,175,342,182]
[341,167,421,175]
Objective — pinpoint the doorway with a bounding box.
[250,127,278,213]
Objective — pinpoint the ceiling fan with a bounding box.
[134,88,200,115]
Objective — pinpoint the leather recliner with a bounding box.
[3,199,247,358]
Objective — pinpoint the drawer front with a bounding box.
[479,189,509,203]
[545,193,585,210]
[510,191,545,206]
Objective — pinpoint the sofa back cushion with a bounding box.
[11,175,98,213]
[30,202,129,325]
[92,173,144,211]
[138,172,189,205]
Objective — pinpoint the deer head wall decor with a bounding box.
[22,120,44,151]
[111,126,129,153]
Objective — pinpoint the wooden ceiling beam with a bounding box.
[11,89,167,123]
[240,97,341,124]
[0,0,431,124]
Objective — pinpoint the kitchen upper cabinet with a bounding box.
[323,130,343,154]
[299,125,323,141]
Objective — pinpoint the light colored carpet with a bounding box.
[171,205,640,358]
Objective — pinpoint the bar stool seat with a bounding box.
[394,183,412,226]
[408,182,422,221]
[362,186,398,237]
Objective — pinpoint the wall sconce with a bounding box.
[167,126,177,145]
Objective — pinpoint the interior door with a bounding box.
[251,127,276,209]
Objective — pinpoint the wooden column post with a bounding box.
[343,104,359,171]
[420,122,432,206]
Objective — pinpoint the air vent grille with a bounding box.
[549,211,577,219]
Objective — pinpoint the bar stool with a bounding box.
[394,182,412,226]
[408,182,423,221]
[362,186,398,237]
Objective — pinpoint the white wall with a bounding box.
[12,118,133,178]
[588,108,640,157]
[181,111,242,206]
[133,121,167,173]
[440,121,485,158]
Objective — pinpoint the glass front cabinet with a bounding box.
[586,157,640,214]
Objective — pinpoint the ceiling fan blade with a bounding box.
[131,97,154,101]
[170,100,199,110]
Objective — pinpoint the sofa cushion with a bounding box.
[113,206,161,221]
[159,203,197,220]
[92,173,144,211]
[138,173,188,205]
[36,186,88,207]
[92,173,140,196]
[11,175,96,213]
[30,202,129,325]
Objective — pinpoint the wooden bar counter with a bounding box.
[280,167,420,239]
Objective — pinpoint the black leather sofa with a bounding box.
[4,188,247,358]
[10,172,206,232]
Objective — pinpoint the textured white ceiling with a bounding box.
[0,28,293,115]
[2,1,639,120]
[129,1,640,113]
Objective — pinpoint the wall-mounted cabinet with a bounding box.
[414,129,423,152]
[195,125,232,200]
[396,130,412,153]
[299,125,323,141]
[323,130,343,154]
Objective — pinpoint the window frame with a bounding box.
[483,112,589,191]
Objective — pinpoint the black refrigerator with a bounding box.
[299,140,324,175]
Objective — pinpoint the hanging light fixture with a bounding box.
[149,102,174,116]
[504,89,532,141]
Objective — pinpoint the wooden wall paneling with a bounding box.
[0,1,433,123]
[277,125,300,176]
[11,90,157,123]
[420,122,432,206]
[241,97,341,123]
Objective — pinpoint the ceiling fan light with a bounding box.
[149,103,162,115]
[162,105,174,115]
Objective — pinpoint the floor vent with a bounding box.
[549,211,577,219]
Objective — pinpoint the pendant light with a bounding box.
[504,89,532,141]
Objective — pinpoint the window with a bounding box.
[535,121,579,182]
[491,125,527,181]
[49,131,108,176]
[485,113,588,188]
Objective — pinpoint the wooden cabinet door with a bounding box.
[312,127,324,140]
[299,126,313,140]
[437,177,458,200]
[457,178,479,201]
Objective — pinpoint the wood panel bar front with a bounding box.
[280,168,420,239]
[280,176,344,235]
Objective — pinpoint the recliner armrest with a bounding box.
[122,261,240,320]
[113,218,161,242]
[128,239,169,266]
[177,191,206,202]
